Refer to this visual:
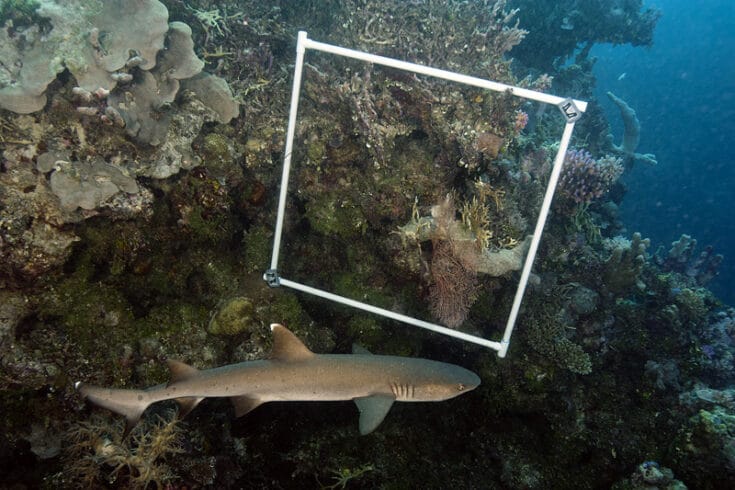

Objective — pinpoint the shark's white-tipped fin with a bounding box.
[174,396,205,419]
[354,395,395,435]
[231,395,264,417]
[270,324,315,362]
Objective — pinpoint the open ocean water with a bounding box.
[593,0,735,304]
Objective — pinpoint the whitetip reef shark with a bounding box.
[76,324,480,435]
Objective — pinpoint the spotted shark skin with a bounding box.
[76,324,480,435]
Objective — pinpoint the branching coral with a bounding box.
[607,92,657,166]
[602,232,651,294]
[558,148,623,204]
[654,234,724,286]
[526,304,592,375]
[394,194,530,327]
[330,0,526,79]
[63,411,184,489]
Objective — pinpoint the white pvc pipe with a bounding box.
[267,31,586,355]
[270,31,309,271]
[496,121,577,357]
[302,34,587,112]
[279,277,505,351]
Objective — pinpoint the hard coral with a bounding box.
[602,232,650,294]
[559,148,623,204]
[64,411,184,489]
[0,0,169,113]
[1,0,239,154]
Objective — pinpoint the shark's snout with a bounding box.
[456,367,481,393]
[464,370,481,389]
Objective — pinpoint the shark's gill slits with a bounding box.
[77,325,479,434]
[390,382,415,399]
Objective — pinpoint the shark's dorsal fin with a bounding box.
[354,395,395,435]
[231,395,264,417]
[270,324,315,362]
[166,359,200,384]
[352,343,372,355]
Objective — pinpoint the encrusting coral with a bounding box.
[0,0,239,148]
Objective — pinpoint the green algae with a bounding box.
[201,133,233,166]
[305,191,367,239]
[208,296,256,336]
[242,225,272,274]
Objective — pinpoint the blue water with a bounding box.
[592,0,734,305]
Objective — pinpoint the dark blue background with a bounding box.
[591,0,734,305]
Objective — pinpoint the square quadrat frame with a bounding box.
[265,32,587,358]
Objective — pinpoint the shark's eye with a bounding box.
[458,384,466,391]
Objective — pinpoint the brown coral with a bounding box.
[429,239,480,329]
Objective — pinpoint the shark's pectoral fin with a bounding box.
[174,396,204,419]
[354,395,395,435]
[231,395,264,418]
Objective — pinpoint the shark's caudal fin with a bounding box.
[75,382,150,437]
[76,359,207,436]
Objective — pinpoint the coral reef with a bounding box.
[0,1,732,488]
[63,411,184,488]
[310,0,527,78]
[607,92,658,166]
[559,148,624,204]
[602,232,651,294]
[509,0,661,71]
[655,234,724,286]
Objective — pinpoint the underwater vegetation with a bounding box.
[0,0,732,488]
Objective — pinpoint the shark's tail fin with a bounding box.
[75,381,150,437]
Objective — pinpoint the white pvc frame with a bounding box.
[265,31,587,357]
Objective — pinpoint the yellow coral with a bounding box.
[460,196,492,250]
[474,180,505,211]
[63,411,183,489]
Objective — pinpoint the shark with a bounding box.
[76,324,480,435]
